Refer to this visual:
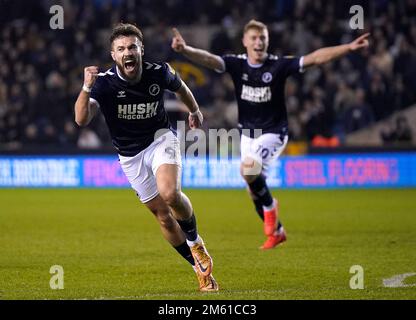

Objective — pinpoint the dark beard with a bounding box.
[116,61,142,83]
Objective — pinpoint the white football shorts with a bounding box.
[240,133,288,176]
[118,130,181,203]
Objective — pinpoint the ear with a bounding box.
[242,35,248,49]
[141,45,144,56]
[110,51,116,61]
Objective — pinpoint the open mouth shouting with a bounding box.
[123,57,137,74]
[253,48,265,54]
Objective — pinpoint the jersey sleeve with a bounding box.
[90,78,104,107]
[162,62,182,92]
[220,54,240,75]
[280,56,305,77]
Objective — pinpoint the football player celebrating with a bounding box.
[75,23,218,292]
[172,20,369,249]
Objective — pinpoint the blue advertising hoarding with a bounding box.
[0,153,415,188]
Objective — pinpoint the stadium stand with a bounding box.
[0,0,415,151]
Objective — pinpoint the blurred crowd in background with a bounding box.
[0,0,415,152]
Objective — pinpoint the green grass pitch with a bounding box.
[0,188,415,300]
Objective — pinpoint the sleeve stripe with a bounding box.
[89,97,100,108]
[299,56,305,73]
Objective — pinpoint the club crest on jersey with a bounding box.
[149,84,160,96]
[262,72,273,83]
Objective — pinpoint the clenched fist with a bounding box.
[83,66,99,89]
[188,109,203,129]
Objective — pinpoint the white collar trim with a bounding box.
[247,61,264,68]
[116,66,128,82]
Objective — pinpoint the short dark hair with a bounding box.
[110,23,143,45]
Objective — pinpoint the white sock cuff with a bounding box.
[187,235,203,247]
[263,199,276,211]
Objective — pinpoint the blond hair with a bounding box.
[243,19,268,34]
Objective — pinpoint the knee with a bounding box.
[240,168,259,184]
[159,188,181,208]
[240,159,261,183]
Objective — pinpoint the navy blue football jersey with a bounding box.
[90,62,182,156]
[221,54,304,136]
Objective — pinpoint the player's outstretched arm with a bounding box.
[74,66,99,126]
[171,28,225,72]
[174,80,203,129]
[303,33,370,69]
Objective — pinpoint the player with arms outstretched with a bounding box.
[75,23,218,291]
[172,20,369,249]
